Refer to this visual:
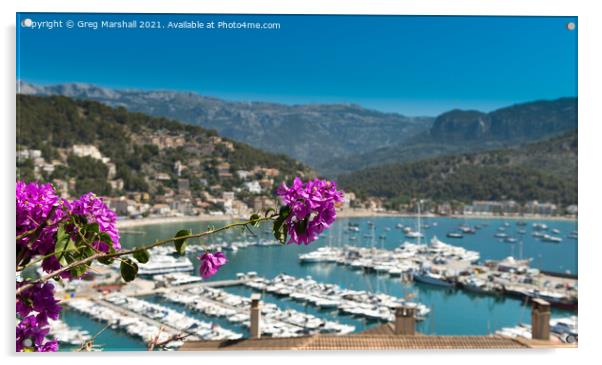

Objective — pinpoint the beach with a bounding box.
[116,208,576,229]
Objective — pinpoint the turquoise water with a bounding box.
[60,216,577,350]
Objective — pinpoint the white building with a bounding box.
[244,181,262,194]
[72,145,103,160]
[236,170,251,180]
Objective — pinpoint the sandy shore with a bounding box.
[337,210,577,222]
[117,214,237,228]
[116,209,401,229]
[116,209,576,229]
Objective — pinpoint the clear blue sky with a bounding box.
[17,14,577,116]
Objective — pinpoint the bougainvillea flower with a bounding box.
[198,251,228,278]
[276,177,344,245]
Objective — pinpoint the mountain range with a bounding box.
[18,82,577,178]
[321,98,577,174]
[18,81,432,170]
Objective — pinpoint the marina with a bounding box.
[66,294,242,350]
[49,320,91,347]
[53,216,577,350]
[299,237,577,310]
[160,284,355,337]
[241,273,431,320]
[495,315,578,343]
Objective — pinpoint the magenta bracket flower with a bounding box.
[275,177,344,245]
[198,251,228,279]
[16,181,122,352]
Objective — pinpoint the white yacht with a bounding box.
[138,254,194,275]
[153,272,203,286]
[462,277,490,294]
[405,231,424,239]
[413,269,454,288]
[542,234,563,243]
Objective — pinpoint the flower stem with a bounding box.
[16,214,277,295]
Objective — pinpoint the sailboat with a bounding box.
[405,201,424,240]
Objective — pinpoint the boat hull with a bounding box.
[413,274,455,288]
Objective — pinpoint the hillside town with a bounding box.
[18,143,576,221]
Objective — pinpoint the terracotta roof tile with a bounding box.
[357,323,396,336]
[179,335,529,351]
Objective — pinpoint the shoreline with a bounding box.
[116,209,577,229]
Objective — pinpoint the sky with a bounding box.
[17,13,577,116]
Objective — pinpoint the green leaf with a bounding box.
[68,243,95,277]
[272,216,288,244]
[73,214,88,226]
[174,229,192,255]
[249,213,261,227]
[97,246,116,265]
[97,256,114,265]
[81,246,95,258]
[133,248,150,264]
[281,225,288,244]
[70,263,90,278]
[295,217,309,235]
[271,206,293,244]
[120,259,138,282]
[86,223,100,234]
[278,205,291,219]
[54,225,76,266]
[55,224,69,244]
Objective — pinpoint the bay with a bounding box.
[60,215,577,350]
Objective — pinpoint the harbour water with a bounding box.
[59,216,578,351]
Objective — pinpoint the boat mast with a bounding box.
[371,223,376,250]
[417,200,422,246]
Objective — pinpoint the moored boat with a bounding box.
[413,269,455,288]
[446,232,463,239]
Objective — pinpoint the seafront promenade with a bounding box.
[116,209,577,229]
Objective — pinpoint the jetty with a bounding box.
[241,273,430,321]
[160,284,355,337]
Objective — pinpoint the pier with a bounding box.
[160,284,356,337]
[93,298,189,339]
[66,293,242,348]
[126,278,249,297]
[241,273,431,321]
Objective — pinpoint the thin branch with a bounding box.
[101,214,277,260]
[17,252,106,295]
[147,326,164,351]
[76,323,111,352]
[149,330,192,351]
[243,224,258,238]
[16,227,39,241]
[17,246,83,272]
[16,215,277,295]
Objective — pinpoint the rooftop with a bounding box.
[179,334,530,351]
[180,322,577,351]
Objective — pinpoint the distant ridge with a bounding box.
[19,81,576,176]
[321,97,577,175]
[18,81,432,169]
[431,97,577,142]
[337,130,577,206]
